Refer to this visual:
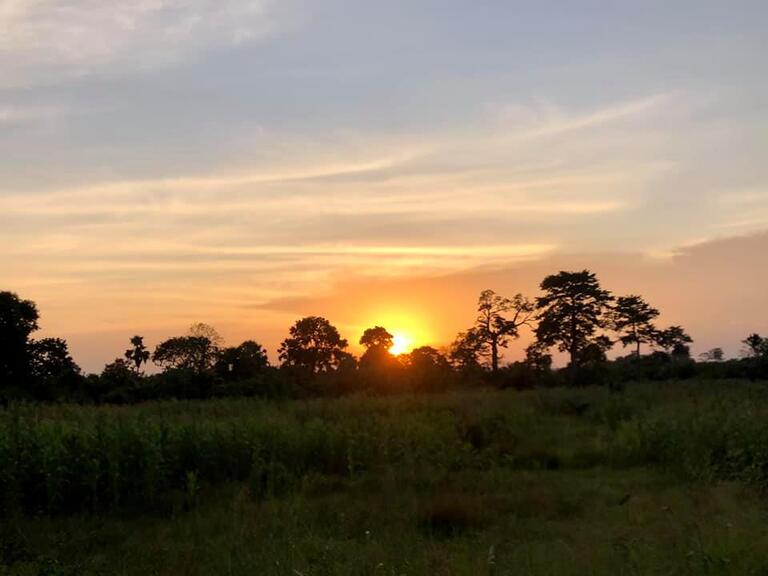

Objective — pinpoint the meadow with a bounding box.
[4,380,768,575]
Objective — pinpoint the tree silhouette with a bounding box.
[524,342,553,372]
[358,326,397,372]
[535,270,613,370]
[152,336,217,373]
[279,316,349,373]
[0,291,39,385]
[449,330,485,371]
[610,295,660,357]
[699,347,724,362]
[216,340,269,380]
[360,326,394,350]
[29,338,80,380]
[29,337,82,399]
[402,346,452,391]
[189,323,224,349]
[742,334,767,358]
[465,289,534,373]
[125,335,150,374]
[654,325,693,357]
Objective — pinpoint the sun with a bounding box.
[389,332,413,356]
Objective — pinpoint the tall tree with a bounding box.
[535,270,613,369]
[468,289,534,373]
[125,335,150,374]
[278,316,349,373]
[610,295,660,357]
[0,291,39,385]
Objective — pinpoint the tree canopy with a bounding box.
[461,289,534,372]
[535,270,614,369]
[278,316,350,374]
[610,295,660,356]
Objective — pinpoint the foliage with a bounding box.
[462,289,534,372]
[699,347,725,362]
[27,338,82,400]
[124,335,150,374]
[653,325,693,357]
[0,291,39,390]
[152,336,218,373]
[609,295,659,356]
[278,316,350,374]
[215,340,269,381]
[535,270,614,369]
[742,333,767,358]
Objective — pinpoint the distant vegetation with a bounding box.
[2,269,767,404]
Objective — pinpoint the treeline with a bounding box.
[2,270,767,404]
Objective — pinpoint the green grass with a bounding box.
[4,380,768,574]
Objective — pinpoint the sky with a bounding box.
[1,0,767,372]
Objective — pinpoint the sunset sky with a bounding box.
[1,1,767,372]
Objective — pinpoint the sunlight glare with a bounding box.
[389,332,413,356]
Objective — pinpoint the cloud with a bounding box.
[0,0,282,87]
[718,188,768,205]
[499,92,674,139]
[0,103,63,126]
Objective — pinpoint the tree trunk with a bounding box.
[491,338,499,373]
[569,346,578,385]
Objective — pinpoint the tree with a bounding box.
[699,347,725,362]
[278,316,349,373]
[0,291,39,385]
[152,336,218,373]
[359,326,398,372]
[29,338,80,381]
[125,335,150,374]
[401,346,452,391]
[359,326,394,350]
[654,325,693,357]
[610,295,660,357]
[535,270,614,369]
[28,337,82,399]
[467,289,534,373]
[524,342,553,373]
[94,358,142,403]
[448,330,486,371]
[188,323,224,349]
[215,340,269,380]
[742,334,767,358]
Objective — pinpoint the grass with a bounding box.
[4,380,768,574]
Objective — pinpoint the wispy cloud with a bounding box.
[499,92,674,139]
[0,0,283,87]
[718,188,768,205]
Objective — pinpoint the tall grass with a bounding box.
[2,380,768,516]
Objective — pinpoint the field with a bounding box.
[4,380,768,575]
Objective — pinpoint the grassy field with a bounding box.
[4,380,768,575]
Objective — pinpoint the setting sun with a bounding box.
[389,332,413,356]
